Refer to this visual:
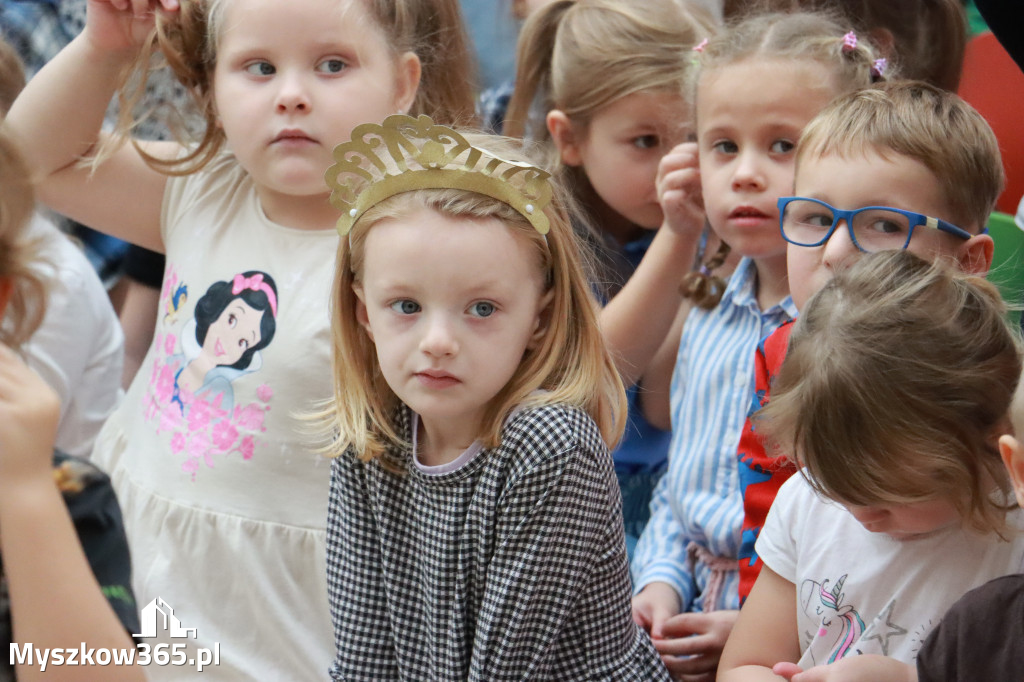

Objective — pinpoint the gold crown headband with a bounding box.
[326,114,554,236]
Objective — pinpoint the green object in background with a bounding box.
[986,211,1024,326]
[965,0,989,36]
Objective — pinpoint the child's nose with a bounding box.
[731,151,765,191]
[420,315,458,357]
[275,73,311,113]
[822,220,861,269]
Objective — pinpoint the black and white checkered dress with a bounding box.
[326,403,669,680]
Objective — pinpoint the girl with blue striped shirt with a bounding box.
[602,12,885,679]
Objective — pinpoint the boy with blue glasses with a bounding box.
[736,81,1000,604]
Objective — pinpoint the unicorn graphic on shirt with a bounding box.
[800,573,866,665]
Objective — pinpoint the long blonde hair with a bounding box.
[110,0,477,175]
[758,250,1022,536]
[0,131,47,347]
[324,138,626,464]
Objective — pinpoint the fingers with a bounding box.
[773,662,804,681]
[652,632,716,657]
[661,651,717,678]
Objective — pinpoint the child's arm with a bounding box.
[470,418,668,680]
[3,0,182,253]
[717,565,801,681]
[0,345,144,682]
[636,300,689,429]
[772,657,917,682]
[600,142,704,387]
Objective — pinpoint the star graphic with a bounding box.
[861,601,908,656]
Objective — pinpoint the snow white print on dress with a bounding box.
[145,267,279,480]
[800,574,866,665]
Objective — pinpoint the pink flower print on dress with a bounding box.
[238,435,256,461]
[212,420,240,453]
[164,333,177,356]
[235,403,267,432]
[257,384,273,403]
[170,431,187,455]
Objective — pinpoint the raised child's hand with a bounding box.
[0,345,60,488]
[85,0,181,54]
[772,656,918,682]
[652,609,739,681]
[656,142,704,237]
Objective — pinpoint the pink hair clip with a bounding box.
[232,273,278,318]
[692,38,708,53]
[871,58,888,78]
[841,31,858,52]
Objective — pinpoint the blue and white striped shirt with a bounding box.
[631,258,797,611]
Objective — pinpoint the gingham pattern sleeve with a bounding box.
[326,451,399,681]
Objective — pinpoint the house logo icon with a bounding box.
[134,597,198,639]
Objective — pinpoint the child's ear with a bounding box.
[957,232,995,275]
[546,110,583,167]
[352,284,374,342]
[527,289,556,349]
[393,52,422,115]
[999,434,1024,508]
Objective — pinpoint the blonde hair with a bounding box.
[684,9,883,308]
[758,250,1022,536]
[725,0,967,91]
[0,131,47,347]
[324,136,627,464]
[797,81,1004,233]
[111,0,477,175]
[506,0,715,142]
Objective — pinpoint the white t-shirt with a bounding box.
[21,214,124,457]
[758,474,1024,667]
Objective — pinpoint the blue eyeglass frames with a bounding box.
[778,197,975,253]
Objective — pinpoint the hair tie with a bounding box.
[698,264,713,278]
[841,31,858,52]
[871,58,888,78]
[232,273,278,318]
[692,38,708,53]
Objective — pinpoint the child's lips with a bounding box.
[415,370,460,389]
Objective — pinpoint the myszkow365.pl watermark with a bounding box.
[10,597,221,673]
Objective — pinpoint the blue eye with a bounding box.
[712,140,738,154]
[316,58,347,74]
[244,61,275,76]
[770,139,795,154]
[468,301,495,318]
[389,300,420,315]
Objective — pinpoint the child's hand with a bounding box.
[0,345,60,488]
[656,142,704,238]
[651,609,739,681]
[772,656,917,682]
[632,581,681,635]
[85,0,181,54]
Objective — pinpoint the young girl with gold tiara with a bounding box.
[4,0,474,678]
[321,114,668,679]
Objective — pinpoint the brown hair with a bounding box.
[758,250,1022,536]
[684,10,883,308]
[112,0,477,175]
[797,80,1004,233]
[724,0,966,90]
[0,37,25,116]
[0,131,47,346]
[324,133,627,464]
